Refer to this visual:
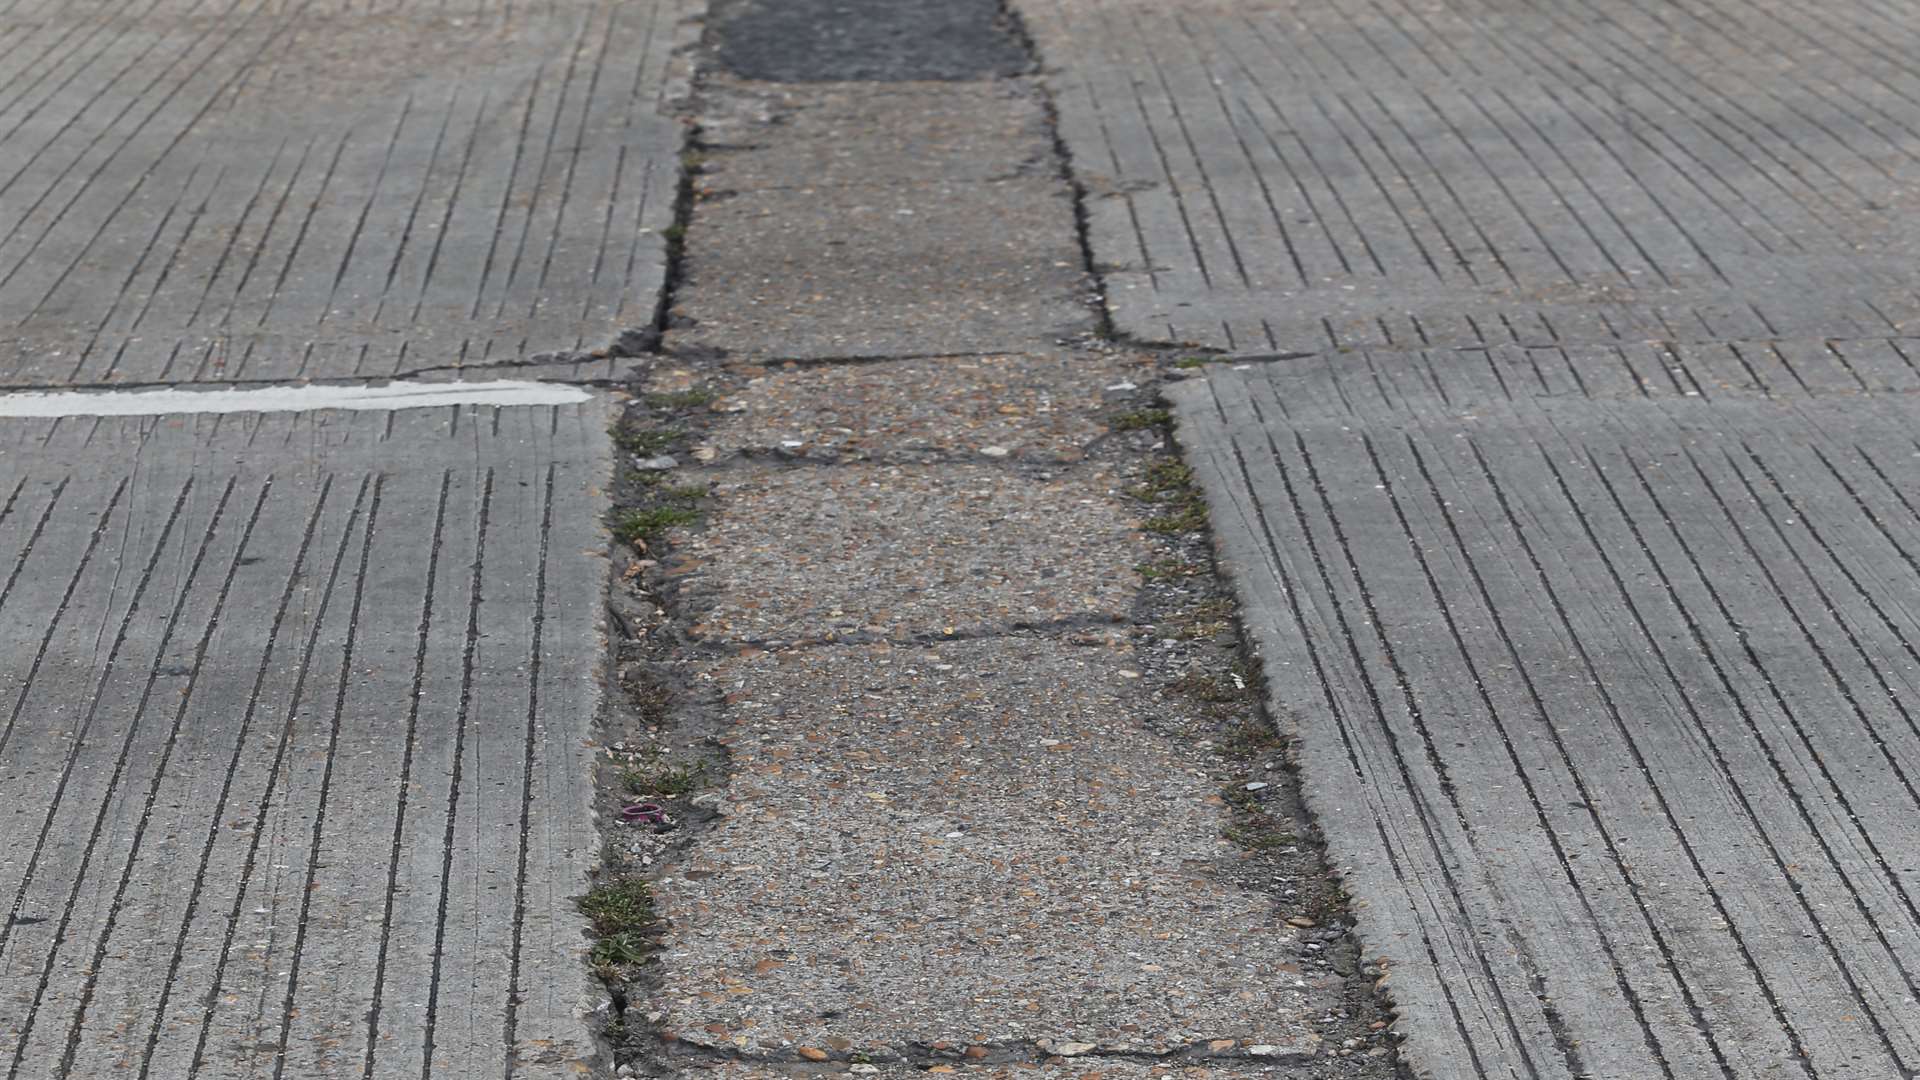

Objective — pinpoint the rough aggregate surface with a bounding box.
[711,353,1150,462]
[653,639,1324,1059]
[665,462,1147,644]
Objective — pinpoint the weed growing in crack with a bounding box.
[615,506,701,545]
[1110,407,1172,431]
[1143,507,1207,534]
[589,930,655,969]
[1223,816,1298,852]
[614,426,684,456]
[613,483,709,547]
[622,759,708,797]
[1137,558,1205,581]
[580,877,659,983]
[1223,716,1284,757]
[1128,457,1209,535]
[646,387,719,410]
[1130,459,1194,500]
[581,878,657,937]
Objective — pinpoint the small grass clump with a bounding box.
[614,426,683,456]
[1130,459,1195,501]
[580,878,656,938]
[1144,504,1208,535]
[1175,356,1213,369]
[581,872,660,983]
[623,759,707,797]
[645,388,718,410]
[590,930,654,969]
[1224,815,1297,851]
[1137,559,1205,581]
[1131,459,1208,535]
[613,483,709,546]
[1110,408,1172,432]
[1223,716,1284,758]
[615,506,700,544]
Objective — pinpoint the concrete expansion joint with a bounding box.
[701,443,1096,471]
[663,611,1132,655]
[654,1037,1318,1072]
[710,170,1043,195]
[736,349,1016,370]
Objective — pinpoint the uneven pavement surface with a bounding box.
[597,0,1397,1077]
[17,1,1920,1079]
[0,0,695,1075]
[1013,0,1920,1076]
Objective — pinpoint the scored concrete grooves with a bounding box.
[1169,354,1920,1078]
[0,0,700,1076]
[0,404,613,1078]
[0,0,696,387]
[1017,0,1920,351]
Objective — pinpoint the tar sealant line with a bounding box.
[0,380,594,418]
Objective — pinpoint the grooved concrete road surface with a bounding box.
[1024,0,1920,352]
[1173,356,1920,1079]
[1022,0,1920,1076]
[0,405,613,1079]
[0,0,685,1074]
[0,0,690,387]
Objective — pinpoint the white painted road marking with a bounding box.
[0,380,594,418]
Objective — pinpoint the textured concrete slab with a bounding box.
[711,352,1149,462]
[0,401,612,1078]
[0,0,692,387]
[674,178,1092,361]
[1171,354,1920,1079]
[1021,0,1920,350]
[663,461,1146,644]
[696,80,1051,191]
[655,639,1327,1059]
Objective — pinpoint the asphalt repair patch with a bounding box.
[709,0,1029,81]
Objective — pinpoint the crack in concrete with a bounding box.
[649,610,1132,655]
[659,1036,1319,1071]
